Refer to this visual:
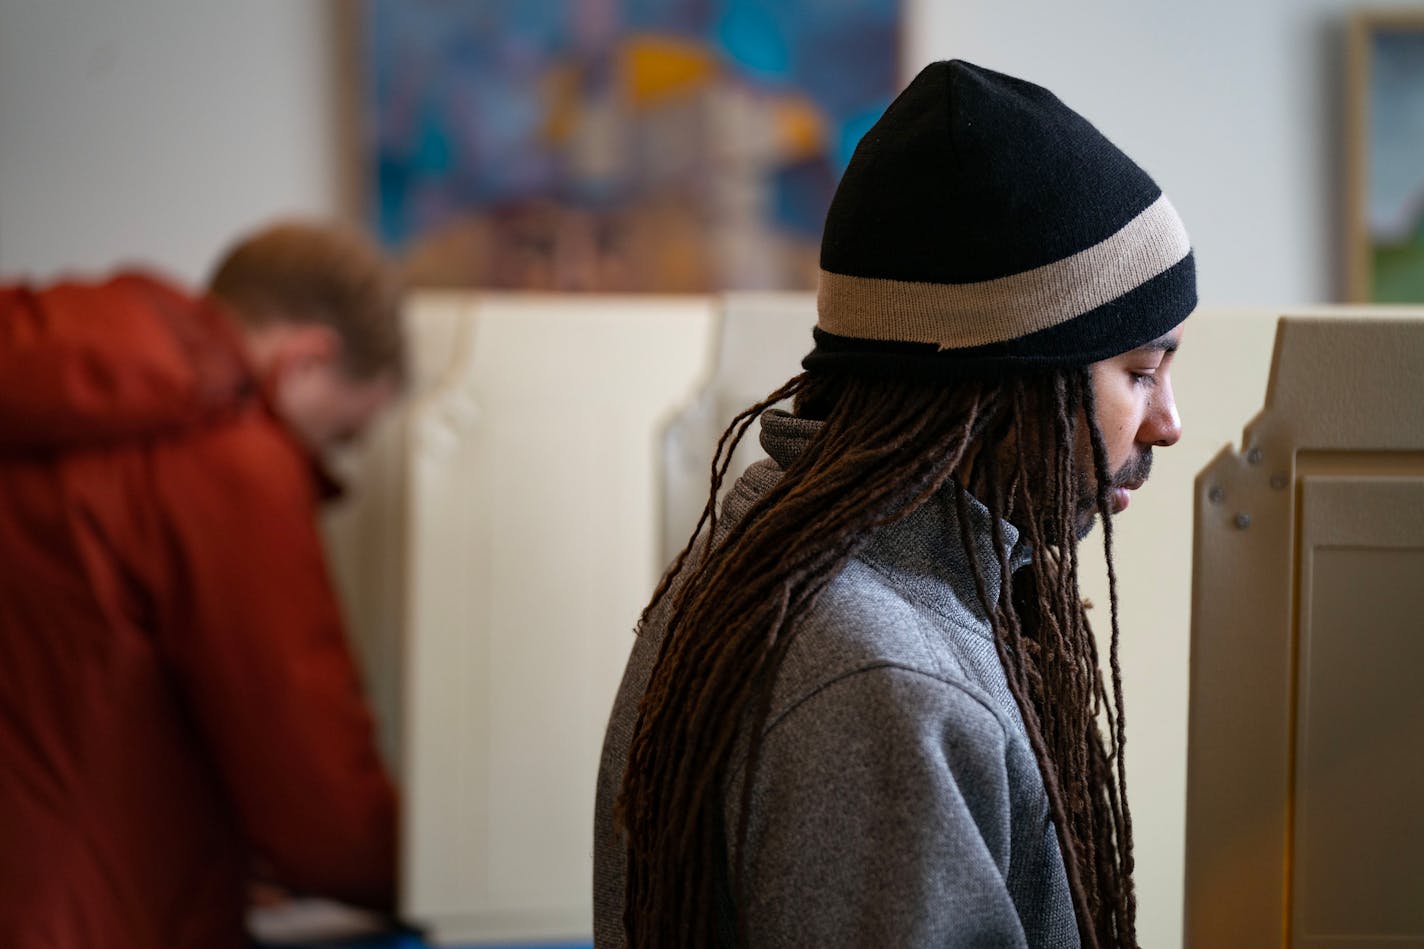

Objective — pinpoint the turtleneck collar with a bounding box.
[751,408,1031,628]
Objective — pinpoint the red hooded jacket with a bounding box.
[0,273,397,947]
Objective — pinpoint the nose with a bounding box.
[1143,376,1182,447]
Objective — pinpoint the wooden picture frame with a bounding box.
[1346,9,1424,302]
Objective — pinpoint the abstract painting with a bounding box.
[357,0,901,291]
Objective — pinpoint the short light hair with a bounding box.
[207,220,405,382]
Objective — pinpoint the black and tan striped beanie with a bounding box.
[804,60,1196,378]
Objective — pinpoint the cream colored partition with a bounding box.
[1184,314,1424,949]
[322,400,411,770]
[660,292,817,565]
[399,294,715,944]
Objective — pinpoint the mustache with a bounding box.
[1111,447,1154,489]
[1075,448,1155,519]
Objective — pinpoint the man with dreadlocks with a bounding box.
[594,60,1194,949]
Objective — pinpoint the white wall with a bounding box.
[0,0,342,284]
[908,0,1423,306]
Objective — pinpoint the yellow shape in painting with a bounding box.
[772,95,827,162]
[541,62,582,146]
[620,34,717,107]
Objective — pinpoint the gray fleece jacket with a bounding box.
[593,410,1079,948]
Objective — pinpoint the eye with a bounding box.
[1129,369,1159,387]
[1127,352,1167,386]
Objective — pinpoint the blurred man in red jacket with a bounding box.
[0,221,402,948]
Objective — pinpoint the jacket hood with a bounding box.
[0,271,255,453]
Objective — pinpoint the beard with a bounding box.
[1073,447,1153,540]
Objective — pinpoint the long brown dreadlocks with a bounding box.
[616,366,1138,949]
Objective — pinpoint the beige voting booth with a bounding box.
[387,295,713,943]
[1184,316,1424,949]
[322,298,1423,948]
[660,293,816,566]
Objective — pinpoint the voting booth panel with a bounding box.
[1185,317,1424,949]
[401,296,714,943]
[327,294,714,943]
[660,293,817,567]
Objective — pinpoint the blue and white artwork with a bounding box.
[363,0,901,290]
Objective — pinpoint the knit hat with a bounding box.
[804,60,1196,378]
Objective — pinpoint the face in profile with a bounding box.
[989,328,1184,543]
[1073,328,1185,536]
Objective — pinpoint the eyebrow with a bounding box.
[1137,334,1179,355]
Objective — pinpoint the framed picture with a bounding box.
[1346,10,1424,302]
[345,0,902,292]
